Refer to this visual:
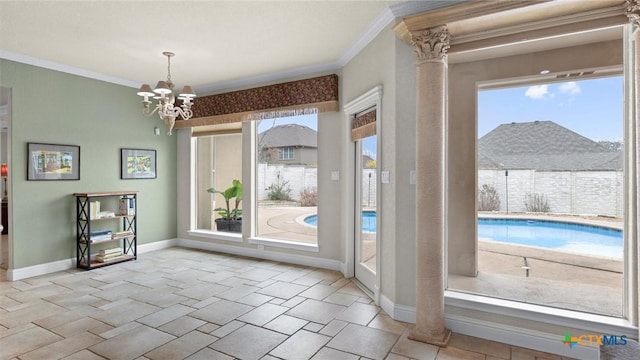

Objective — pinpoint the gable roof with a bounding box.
[258,124,317,149]
[479,121,622,171]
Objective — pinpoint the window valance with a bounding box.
[351,108,376,141]
[174,74,339,129]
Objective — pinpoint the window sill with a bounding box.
[444,290,637,337]
[188,230,243,243]
[248,237,319,252]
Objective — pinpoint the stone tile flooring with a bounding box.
[0,247,578,360]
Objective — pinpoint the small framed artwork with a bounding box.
[27,142,80,180]
[121,148,157,179]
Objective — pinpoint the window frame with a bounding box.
[251,116,320,251]
[280,146,295,161]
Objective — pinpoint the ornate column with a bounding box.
[408,25,451,346]
[626,0,640,336]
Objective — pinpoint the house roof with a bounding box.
[478,121,622,171]
[258,124,317,149]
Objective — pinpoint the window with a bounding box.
[467,76,624,316]
[255,115,318,245]
[194,131,243,232]
[446,34,626,316]
[280,147,295,160]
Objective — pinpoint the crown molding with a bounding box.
[0,50,140,89]
[337,0,468,68]
[389,0,469,19]
[1,1,469,93]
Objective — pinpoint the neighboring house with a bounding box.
[258,124,318,166]
[478,120,622,171]
[478,120,624,216]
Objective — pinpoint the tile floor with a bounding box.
[0,247,577,360]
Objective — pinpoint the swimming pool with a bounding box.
[478,218,622,258]
[305,211,377,232]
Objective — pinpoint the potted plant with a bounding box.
[207,179,242,233]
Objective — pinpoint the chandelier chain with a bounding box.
[166,55,172,82]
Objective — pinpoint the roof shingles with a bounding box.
[478,121,622,171]
[258,124,317,149]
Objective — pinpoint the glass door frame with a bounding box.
[354,136,378,296]
[343,86,382,303]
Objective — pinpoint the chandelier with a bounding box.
[137,51,196,135]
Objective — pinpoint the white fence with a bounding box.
[257,164,377,206]
[256,166,620,216]
[257,163,317,201]
[478,169,624,217]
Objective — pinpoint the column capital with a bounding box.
[626,0,640,28]
[409,25,450,63]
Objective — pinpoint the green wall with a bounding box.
[0,59,177,268]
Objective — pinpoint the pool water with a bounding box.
[478,218,622,258]
[305,214,622,258]
[305,211,377,232]
[361,211,376,232]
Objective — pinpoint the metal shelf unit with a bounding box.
[73,191,138,270]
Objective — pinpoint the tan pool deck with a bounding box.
[256,206,625,316]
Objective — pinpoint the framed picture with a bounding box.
[121,148,156,179]
[27,143,80,180]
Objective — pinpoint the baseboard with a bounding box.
[380,293,416,323]
[6,237,337,280]
[7,238,179,281]
[138,238,179,253]
[7,257,75,281]
[177,238,344,272]
[378,294,599,359]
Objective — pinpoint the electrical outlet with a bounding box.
[381,171,390,184]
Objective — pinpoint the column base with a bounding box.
[408,328,452,347]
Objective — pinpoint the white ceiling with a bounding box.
[0,1,462,95]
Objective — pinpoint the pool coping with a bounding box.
[477,212,623,273]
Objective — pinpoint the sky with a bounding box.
[478,76,623,141]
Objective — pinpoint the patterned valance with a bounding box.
[174,74,339,129]
[352,108,376,141]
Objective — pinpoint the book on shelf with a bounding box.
[98,210,115,218]
[96,253,124,262]
[90,201,100,219]
[114,230,134,238]
[89,230,112,242]
[99,247,122,256]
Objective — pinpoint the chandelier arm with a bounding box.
[142,105,160,118]
[172,106,192,120]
